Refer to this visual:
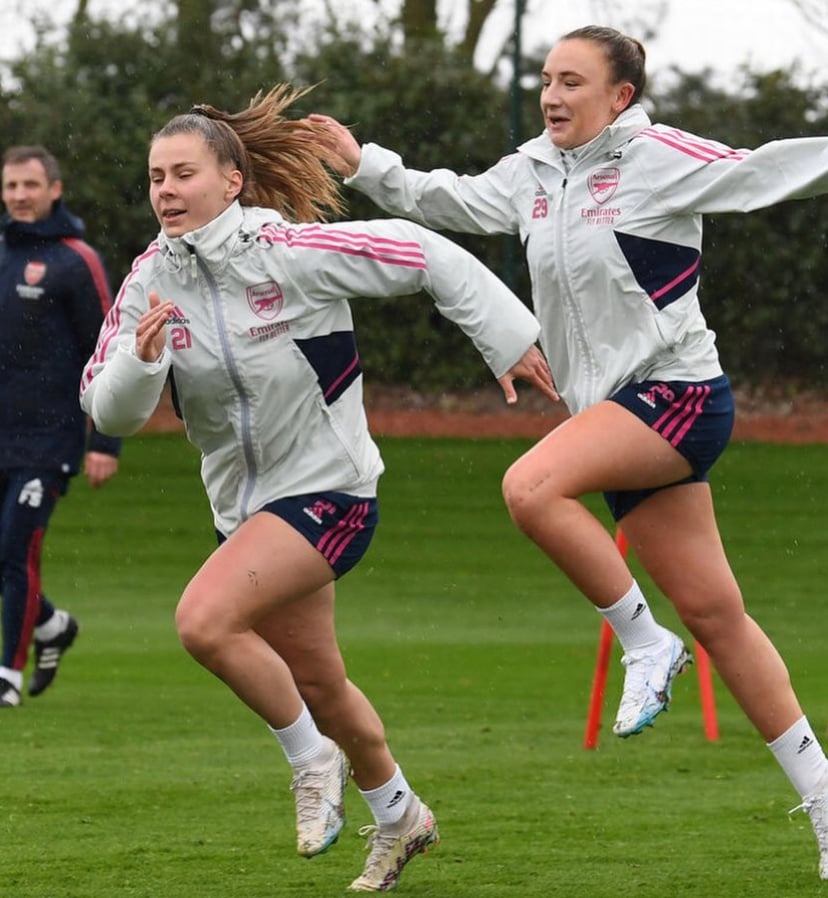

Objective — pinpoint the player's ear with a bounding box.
[613,82,635,113]
[226,169,243,201]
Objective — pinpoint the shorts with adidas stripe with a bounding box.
[218,491,379,578]
[604,374,734,521]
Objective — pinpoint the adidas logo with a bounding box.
[302,500,337,526]
[630,602,645,621]
[168,304,190,325]
[797,735,814,754]
[385,789,406,809]
[18,478,44,508]
[303,505,323,525]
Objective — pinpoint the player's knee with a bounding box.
[296,668,348,719]
[175,592,223,661]
[502,463,543,533]
[675,587,744,647]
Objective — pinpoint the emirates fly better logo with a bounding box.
[246,281,284,321]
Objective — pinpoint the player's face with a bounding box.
[2,159,62,222]
[540,39,634,149]
[149,133,243,237]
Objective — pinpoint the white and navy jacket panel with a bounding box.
[348,107,828,413]
[81,202,540,534]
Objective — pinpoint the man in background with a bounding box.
[0,145,120,707]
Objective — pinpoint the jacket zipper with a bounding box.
[190,248,259,521]
[553,172,598,409]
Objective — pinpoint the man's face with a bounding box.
[2,158,62,222]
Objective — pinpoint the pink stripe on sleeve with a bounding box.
[258,223,428,270]
[80,243,160,392]
[640,128,751,163]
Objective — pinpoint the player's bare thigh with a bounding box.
[504,400,692,500]
[178,513,335,636]
[620,481,744,622]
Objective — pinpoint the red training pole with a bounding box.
[694,641,719,741]
[582,529,628,749]
[582,527,719,747]
[583,619,614,749]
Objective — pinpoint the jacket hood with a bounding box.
[1,198,86,245]
[517,104,653,166]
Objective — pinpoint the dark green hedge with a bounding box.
[1,13,825,391]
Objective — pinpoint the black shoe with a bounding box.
[28,615,79,697]
[0,677,22,707]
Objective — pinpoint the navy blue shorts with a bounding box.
[218,491,379,578]
[604,375,734,521]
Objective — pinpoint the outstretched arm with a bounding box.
[307,113,518,235]
[282,217,557,405]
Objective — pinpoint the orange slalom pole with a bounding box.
[583,618,614,749]
[694,642,719,741]
[582,529,628,749]
[582,528,719,747]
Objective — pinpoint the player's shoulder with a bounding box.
[634,123,739,162]
[130,238,162,267]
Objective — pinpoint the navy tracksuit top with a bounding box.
[0,200,121,475]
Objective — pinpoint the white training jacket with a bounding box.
[346,104,828,414]
[79,202,540,535]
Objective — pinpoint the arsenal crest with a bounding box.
[587,168,620,205]
[24,261,46,285]
[246,280,284,321]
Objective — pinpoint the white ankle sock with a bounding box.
[35,608,69,642]
[768,716,828,799]
[268,704,328,768]
[359,765,411,826]
[0,666,23,691]
[597,581,668,653]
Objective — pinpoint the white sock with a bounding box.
[35,608,69,642]
[597,581,668,653]
[767,716,828,799]
[268,704,329,768]
[0,666,23,691]
[359,765,411,827]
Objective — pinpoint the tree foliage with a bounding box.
[0,3,826,391]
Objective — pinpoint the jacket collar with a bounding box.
[1,199,86,246]
[518,104,652,168]
[160,200,245,264]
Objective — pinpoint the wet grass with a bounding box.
[3,435,827,897]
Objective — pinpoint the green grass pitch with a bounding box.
[3,434,827,897]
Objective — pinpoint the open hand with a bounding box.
[307,114,363,178]
[497,345,559,405]
[136,291,174,362]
